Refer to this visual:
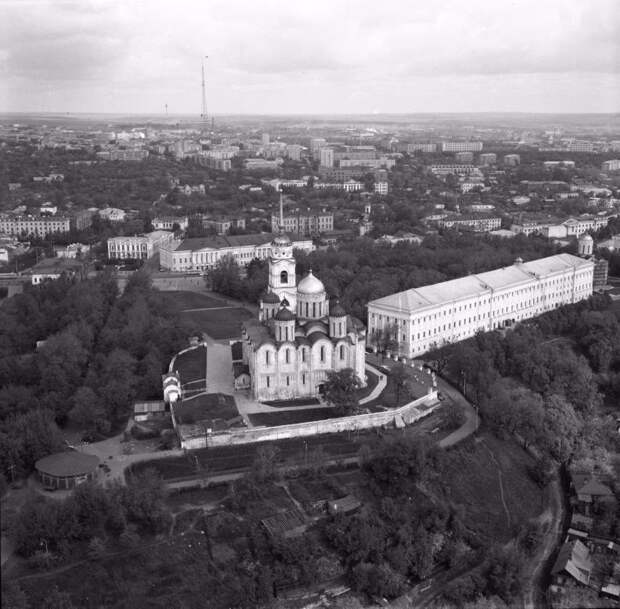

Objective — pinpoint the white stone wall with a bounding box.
[178,391,439,449]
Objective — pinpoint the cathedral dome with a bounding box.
[274,306,295,321]
[262,291,280,304]
[298,270,325,295]
[329,298,347,317]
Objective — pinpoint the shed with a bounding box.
[551,539,592,587]
[327,495,361,516]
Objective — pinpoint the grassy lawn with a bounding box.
[248,407,341,427]
[433,433,545,544]
[181,307,252,340]
[174,393,239,424]
[166,485,229,512]
[159,290,227,310]
[173,345,206,385]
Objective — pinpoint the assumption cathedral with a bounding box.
[241,210,367,401]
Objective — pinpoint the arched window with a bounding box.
[285,348,290,363]
[340,345,345,360]
[320,346,325,362]
[280,270,288,284]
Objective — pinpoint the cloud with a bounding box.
[0,0,618,113]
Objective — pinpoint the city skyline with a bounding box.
[1,0,619,116]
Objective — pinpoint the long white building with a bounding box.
[367,254,594,358]
[159,233,314,272]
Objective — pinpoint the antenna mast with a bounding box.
[201,56,208,124]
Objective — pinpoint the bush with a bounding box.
[528,456,557,488]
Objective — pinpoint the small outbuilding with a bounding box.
[35,451,100,490]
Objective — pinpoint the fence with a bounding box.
[179,391,438,450]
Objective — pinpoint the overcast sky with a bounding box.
[1,0,618,115]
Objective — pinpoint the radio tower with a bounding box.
[200,56,208,125]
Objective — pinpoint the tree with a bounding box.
[323,368,362,415]
[540,394,581,463]
[209,255,243,299]
[389,363,410,406]
[250,445,280,483]
[68,387,105,431]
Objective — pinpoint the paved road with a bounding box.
[437,376,479,448]
[359,363,387,405]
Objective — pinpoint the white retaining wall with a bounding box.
[179,391,438,450]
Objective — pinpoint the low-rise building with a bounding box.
[54,243,90,259]
[107,230,175,260]
[270,211,333,236]
[152,216,189,231]
[0,214,71,238]
[202,217,246,235]
[160,233,314,272]
[98,207,126,223]
[25,257,85,285]
[503,154,521,166]
[438,214,502,232]
[602,159,620,172]
[441,141,483,152]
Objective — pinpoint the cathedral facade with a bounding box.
[241,231,366,401]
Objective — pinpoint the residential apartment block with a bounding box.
[441,141,483,152]
[438,215,502,232]
[368,254,594,358]
[152,216,189,231]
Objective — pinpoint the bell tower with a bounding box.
[268,192,297,308]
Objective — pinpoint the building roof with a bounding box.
[274,306,295,321]
[329,298,347,317]
[35,451,100,478]
[298,270,325,295]
[261,291,281,304]
[174,232,309,252]
[369,254,593,314]
[551,540,592,586]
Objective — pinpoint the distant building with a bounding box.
[286,144,303,161]
[478,153,497,166]
[270,211,333,236]
[430,164,477,176]
[455,151,474,163]
[26,257,85,285]
[567,140,594,153]
[441,141,483,152]
[374,181,389,195]
[368,254,594,358]
[54,243,90,259]
[0,214,71,238]
[71,209,95,231]
[404,142,437,153]
[602,159,620,172]
[152,216,189,231]
[319,147,334,168]
[98,207,126,223]
[438,214,501,232]
[202,217,246,235]
[503,154,521,166]
[107,230,175,260]
[244,158,283,171]
[159,233,314,273]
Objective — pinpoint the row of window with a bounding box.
[264,344,346,365]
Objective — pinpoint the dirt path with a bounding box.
[481,441,511,528]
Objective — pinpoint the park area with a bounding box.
[160,290,252,340]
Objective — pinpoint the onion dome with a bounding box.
[297,270,325,295]
[329,298,347,317]
[274,305,295,321]
[262,291,280,304]
[580,234,593,242]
